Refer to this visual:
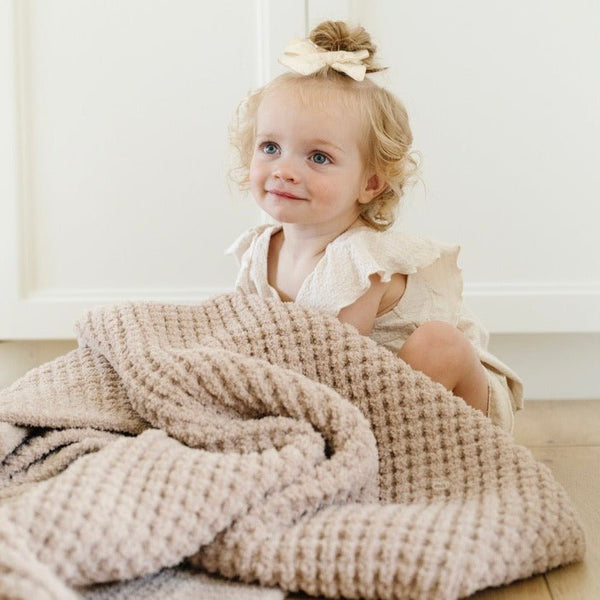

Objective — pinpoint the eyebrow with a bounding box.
[310,139,345,153]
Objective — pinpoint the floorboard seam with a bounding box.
[542,574,556,600]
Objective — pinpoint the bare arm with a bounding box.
[337,273,406,336]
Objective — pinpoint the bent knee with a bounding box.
[408,321,465,348]
[403,321,475,363]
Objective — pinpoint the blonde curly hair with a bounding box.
[229,21,419,231]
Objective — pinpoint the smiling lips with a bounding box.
[267,189,305,201]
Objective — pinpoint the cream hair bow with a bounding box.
[279,38,369,81]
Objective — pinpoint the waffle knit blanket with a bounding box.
[0,292,585,600]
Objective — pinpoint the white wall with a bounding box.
[1,1,599,400]
[489,333,599,400]
[329,0,600,334]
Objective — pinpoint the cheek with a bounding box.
[313,175,356,204]
[248,158,258,181]
[249,157,265,186]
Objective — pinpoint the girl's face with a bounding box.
[249,85,381,233]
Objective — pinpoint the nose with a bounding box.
[273,158,299,183]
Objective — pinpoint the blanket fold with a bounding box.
[0,292,585,600]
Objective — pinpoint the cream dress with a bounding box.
[227,223,524,432]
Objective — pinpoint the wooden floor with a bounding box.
[469,399,599,600]
[289,399,600,600]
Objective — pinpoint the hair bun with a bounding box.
[308,21,384,73]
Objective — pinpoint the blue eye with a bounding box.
[311,152,330,165]
[262,142,279,155]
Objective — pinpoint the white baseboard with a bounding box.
[0,339,77,390]
[489,333,600,400]
[465,284,600,334]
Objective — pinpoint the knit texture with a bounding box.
[80,567,286,600]
[0,292,585,600]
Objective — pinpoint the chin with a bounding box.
[259,204,302,223]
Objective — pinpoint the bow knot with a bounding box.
[279,39,369,81]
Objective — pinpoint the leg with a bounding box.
[397,321,489,413]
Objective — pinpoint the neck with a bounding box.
[279,216,363,260]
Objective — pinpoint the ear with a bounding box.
[359,173,388,204]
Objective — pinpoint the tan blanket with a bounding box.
[0,292,585,600]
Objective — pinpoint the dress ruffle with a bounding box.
[296,226,462,318]
[227,224,463,318]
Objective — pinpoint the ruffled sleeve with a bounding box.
[225,224,280,298]
[295,227,463,323]
[226,225,266,264]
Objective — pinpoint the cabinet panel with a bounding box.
[0,0,303,338]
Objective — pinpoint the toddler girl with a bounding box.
[227,21,523,432]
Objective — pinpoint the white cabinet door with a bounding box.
[0,0,305,339]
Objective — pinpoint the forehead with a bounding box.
[256,82,367,144]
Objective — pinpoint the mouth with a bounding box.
[266,189,305,201]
